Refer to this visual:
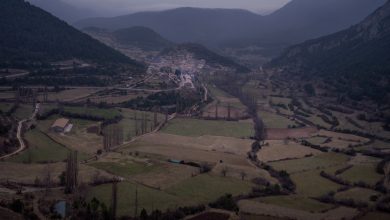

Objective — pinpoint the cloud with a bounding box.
[63,0,291,15]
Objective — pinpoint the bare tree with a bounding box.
[240,171,247,181]
[65,151,78,194]
[134,184,138,218]
[111,181,118,220]
[134,112,139,136]
[227,104,231,121]
[215,103,219,119]
[43,164,52,193]
[221,166,228,177]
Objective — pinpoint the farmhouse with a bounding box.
[51,118,72,133]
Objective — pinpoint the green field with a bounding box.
[258,111,297,128]
[270,97,292,106]
[87,174,253,217]
[165,174,254,204]
[207,85,233,99]
[13,104,34,120]
[304,136,328,145]
[63,106,121,120]
[8,129,69,163]
[161,118,253,138]
[0,103,12,113]
[119,108,165,141]
[89,160,159,178]
[291,170,341,197]
[256,195,334,212]
[335,187,380,204]
[87,182,183,217]
[269,153,349,174]
[339,164,383,186]
[358,212,390,220]
[307,115,332,129]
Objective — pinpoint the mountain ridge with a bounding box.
[267,0,390,102]
[74,0,386,49]
[0,0,142,68]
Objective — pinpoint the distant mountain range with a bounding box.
[0,0,142,68]
[27,0,98,23]
[74,0,386,49]
[83,26,173,51]
[268,0,390,102]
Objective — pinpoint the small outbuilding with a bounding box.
[51,118,70,133]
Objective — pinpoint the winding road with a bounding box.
[0,103,40,160]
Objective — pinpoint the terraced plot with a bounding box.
[256,195,334,212]
[338,164,383,186]
[335,187,381,204]
[269,153,349,174]
[8,129,70,163]
[161,118,253,138]
[258,111,298,129]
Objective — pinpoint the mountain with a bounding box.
[268,0,390,102]
[0,0,141,68]
[160,43,250,73]
[84,26,173,51]
[75,7,261,47]
[27,0,98,23]
[254,0,387,45]
[75,1,386,49]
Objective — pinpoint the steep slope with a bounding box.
[0,0,140,67]
[27,0,98,23]
[268,1,390,102]
[160,43,250,73]
[84,26,173,51]
[257,0,386,44]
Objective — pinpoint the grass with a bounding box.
[87,182,183,217]
[63,106,121,120]
[8,129,69,163]
[207,85,233,99]
[161,118,253,138]
[258,111,297,128]
[13,104,34,120]
[89,161,158,178]
[339,164,383,186]
[335,187,380,204]
[358,212,390,220]
[0,102,12,113]
[307,115,332,129]
[165,174,254,204]
[119,108,165,141]
[305,136,328,145]
[256,195,334,212]
[291,170,341,197]
[359,140,390,150]
[270,97,292,106]
[269,153,349,174]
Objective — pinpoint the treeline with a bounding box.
[124,90,201,114]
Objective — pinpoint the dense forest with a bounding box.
[0,0,143,68]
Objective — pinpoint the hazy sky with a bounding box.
[64,0,291,15]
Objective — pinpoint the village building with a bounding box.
[51,118,72,133]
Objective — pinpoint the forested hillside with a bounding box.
[268,0,390,102]
[0,0,141,68]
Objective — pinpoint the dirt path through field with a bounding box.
[0,103,40,160]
